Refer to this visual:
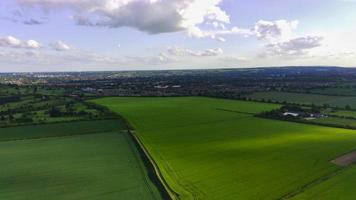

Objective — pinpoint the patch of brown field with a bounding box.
[332,151,356,166]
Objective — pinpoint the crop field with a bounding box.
[247,91,356,108]
[93,97,356,199]
[0,120,163,200]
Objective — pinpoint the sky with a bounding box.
[0,0,356,72]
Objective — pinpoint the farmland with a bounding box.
[310,117,356,129]
[94,97,356,199]
[246,91,356,109]
[291,166,356,200]
[311,87,356,96]
[0,120,164,200]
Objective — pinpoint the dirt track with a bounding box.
[332,151,356,166]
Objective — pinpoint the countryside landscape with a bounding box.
[2,68,356,199]
[1,0,356,199]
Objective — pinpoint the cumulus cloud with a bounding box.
[0,36,41,49]
[221,55,248,62]
[50,41,72,51]
[25,39,41,48]
[253,20,298,42]
[167,46,223,57]
[15,0,229,34]
[264,36,324,57]
[0,36,22,48]
[11,1,311,46]
[187,19,299,42]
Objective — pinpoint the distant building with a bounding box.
[283,112,300,117]
[82,87,96,92]
[154,85,169,89]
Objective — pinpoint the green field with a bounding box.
[311,117,356,128]
[311,87,356,96]
[329,110,356,118]
[247,91,356,108]
[93,97,356,199]
[0,121,164,200]
[291,166,356,200]
[0,119,124,141]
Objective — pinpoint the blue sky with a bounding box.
[0,0,355,72]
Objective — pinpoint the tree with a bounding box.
[48,106,62,117]
[323,104,329,109]
[8,114,14,121]
[345,105,351,110]
[33,87,38,94]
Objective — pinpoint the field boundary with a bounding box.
[0,130,123,143]
[216,108,256,115]
[256,114,356,131]
[129,130,180,200]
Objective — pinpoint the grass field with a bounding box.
[0,119,124,141]
[93,97,356,199]
[291,166,356,200]
[311,117,356,128]
[247,91,356,108]
[329,110,356,118]
[0,121,164,200]
[311,87,356,96]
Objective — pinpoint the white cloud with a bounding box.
[25,40,41,48]
[0,36,41,49]
[187,19,299,42]
[15,0,229,34]
[11,1,313,48]
[253,20,298,42]
[187,48,223,56]
[221,55,248,62]
[264,36,323,57]
[167,46,223,57]
[0,36,22,48]
[50,41,71,51]
[216,37,226,42]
